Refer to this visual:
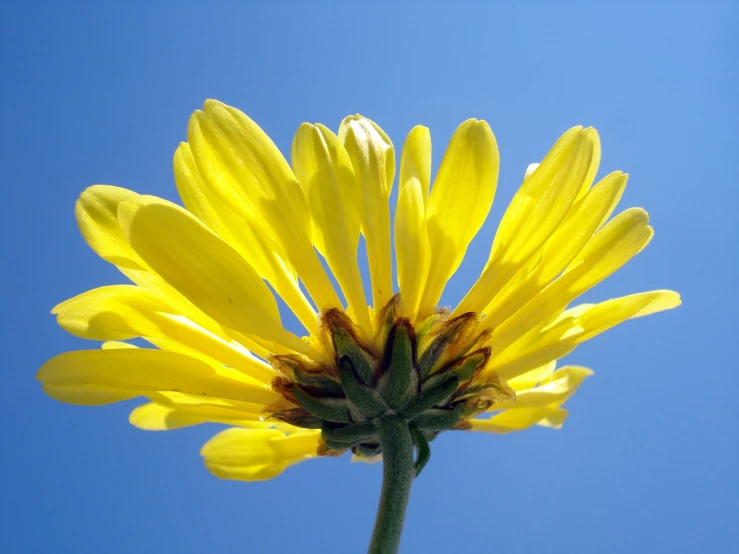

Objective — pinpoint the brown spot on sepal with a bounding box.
[417,312,482,378]
[321,308,381,361]
[428,313,484,372]
[373,294,403,347]
[454,420,473,431]
[270,408,322,428]
[270,376,299,405]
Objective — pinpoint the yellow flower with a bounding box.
[39,100,680,483]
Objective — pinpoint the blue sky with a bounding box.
[1,2,737,553]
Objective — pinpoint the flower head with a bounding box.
[39,100,679,481]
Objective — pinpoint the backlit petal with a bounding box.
[174,142,318,335]
[395,126,432,318]
[148,391,282,418]
[478,171,627,331]
[188,100,341,311]
[118,199,313,357]
[53,285,275,383]
[576,127,602,199]
[129,401,269,431]
[420,119,499,312]
[468,406,569,433]
[490,290,679,381]
[201,427,322,482]
[37,349,282,406]
[74,186,246,340]
[76,185,146,270]
[559,290,682,344]
[456,127,598,314]
[488,208,654,349]
[340,115,395,311]
[506,360,557,391]
[292,123,371,331]
[490,366,593,410]
[130,403,213,431]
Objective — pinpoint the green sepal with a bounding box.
[423,348,490,391]
[398,374,459,420]
[326,310,375,384]
[294,373,344,397]
[322,421,377,450]
[377,320,417,409]
[272,355,344,396]
[291,385,352,423]
[339,356,387,418]
[410,426,431,477]
[410,403,465,431]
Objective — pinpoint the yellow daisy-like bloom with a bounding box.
[39,100,680,484]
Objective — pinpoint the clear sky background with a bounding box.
[1,2,737,553]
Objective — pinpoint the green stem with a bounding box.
[368,417,415,554]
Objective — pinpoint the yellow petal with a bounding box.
[76,185,146,270]
[455,127,598,315]
[491,366,593,410]
[129,401,269,431]
[536,171,628,285]
[536,410,569,430]
[420,119,499,311]
[130,402,212,430]
[490,127,595,267]
[566,290,682,343]
[174,142,318,336]
[118,199,313,357]
[201,427,322,482]
[75,186,240,340]
[490,340,578,381]
[291,123,371,331]
[101,341,138,350]
[53,285,276,383]
[147,391,276,416]
[576,126,602,200]
[76,187,189,306]
[489,207,654,349]
[145,336,268,387]
[37,348,282,406]
[395,126,431,317]
[340,115,395,311]
[477,171,627,331]
[41,384,145,406]
[491,290,679,382]
[468,406,569,433]
[188,100,341,312]
[53,285,167,341]
[507,360,557,391]
[560,207,654,292]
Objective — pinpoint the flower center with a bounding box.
[269,296,514,460]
